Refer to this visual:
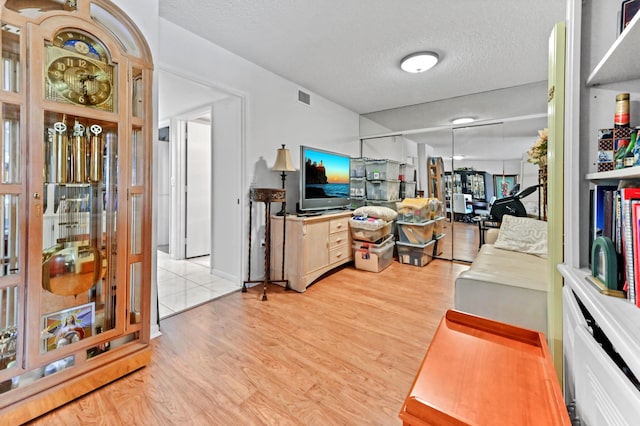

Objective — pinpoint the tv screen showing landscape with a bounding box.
[300,146,350,211]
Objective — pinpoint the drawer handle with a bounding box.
[335,238,342,243]
[335,252,343,258]
[336,223,343,229]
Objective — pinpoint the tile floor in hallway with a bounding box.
[157,250,241,319]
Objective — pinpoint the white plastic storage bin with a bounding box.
[397,240,435,267]
[397,220,435,244]
[350,177,366,197]
[399,163,415,182]
[352,235,395,272]
[349,216,393,243]
[365,160,400,181]
[351,158,366,178]
[365,180,400,201]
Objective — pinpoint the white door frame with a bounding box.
[159,65,246,284]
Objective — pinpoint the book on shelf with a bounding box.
[590,181,640,304]
[602,188,614,240]
[620,187,640,301]
[633,201,640,307]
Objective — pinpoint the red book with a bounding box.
[620,187,640,300]
[633,201,640,307]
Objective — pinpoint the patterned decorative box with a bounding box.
[598,127,633,172]
[597,128,614,172]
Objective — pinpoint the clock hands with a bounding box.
[78,71,106,95]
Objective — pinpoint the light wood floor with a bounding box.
[434,219,480,263]
[26,259,469,425]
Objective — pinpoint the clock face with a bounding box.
[45,29,115,111]
[47,55,112,107]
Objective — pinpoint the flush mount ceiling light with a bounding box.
[452,117,476,125]
[453,155,465,161]
[400,51,439,73]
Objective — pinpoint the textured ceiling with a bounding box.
[158,0,566,116]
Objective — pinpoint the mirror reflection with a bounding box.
[359,118,543,265]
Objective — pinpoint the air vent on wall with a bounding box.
[298,90,311,105]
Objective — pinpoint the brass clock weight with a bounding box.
[42,117,107,296]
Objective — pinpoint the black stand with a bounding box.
[243,188,288,300]
[276,171,287,216]
[472,216,501,248]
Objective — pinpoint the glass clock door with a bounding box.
[40,114,118,357]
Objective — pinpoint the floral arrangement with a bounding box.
[528,128,548,166]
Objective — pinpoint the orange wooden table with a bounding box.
[399,310,570,425]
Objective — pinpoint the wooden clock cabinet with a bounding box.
[0,0,153,422]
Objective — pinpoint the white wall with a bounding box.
[111,0,160,335]
[158,18,360,281]
[212,96,242,282]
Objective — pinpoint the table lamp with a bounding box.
[272,144,296,215]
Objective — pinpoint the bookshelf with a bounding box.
[561,1,640,422]
[586,167,640,181]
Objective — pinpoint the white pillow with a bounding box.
[352,206,397,221]
[493,215,547,258]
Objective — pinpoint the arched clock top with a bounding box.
[0,0,153,65]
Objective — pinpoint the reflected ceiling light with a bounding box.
[452,117,475,125]
[453,155,465,161]
[400,51,439,73]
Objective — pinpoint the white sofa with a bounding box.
[454,215,548,334]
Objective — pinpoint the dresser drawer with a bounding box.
[329,217,349,234]
[329,243,351,264]
[329,230,349,249]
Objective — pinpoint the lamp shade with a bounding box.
[272,144,296,172]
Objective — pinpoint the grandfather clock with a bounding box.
[0,1,153,422]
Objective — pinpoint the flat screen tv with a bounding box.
[299,145,351,212]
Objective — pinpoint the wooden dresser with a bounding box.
[271,211,352,292]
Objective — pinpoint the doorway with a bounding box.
[156,69,244,318]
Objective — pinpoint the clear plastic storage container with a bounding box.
[351,158,366,178]
[400,181,416,198]
[399,163,416,182]
[365,180,400,201]
[396,198,435,223]
[433,216,445,236]
[365,160,400,181]
[350,177,366,197]
[352,235,395,272]
[397,220,435,244]
[349,216,393,242]
[396,240,435,267]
